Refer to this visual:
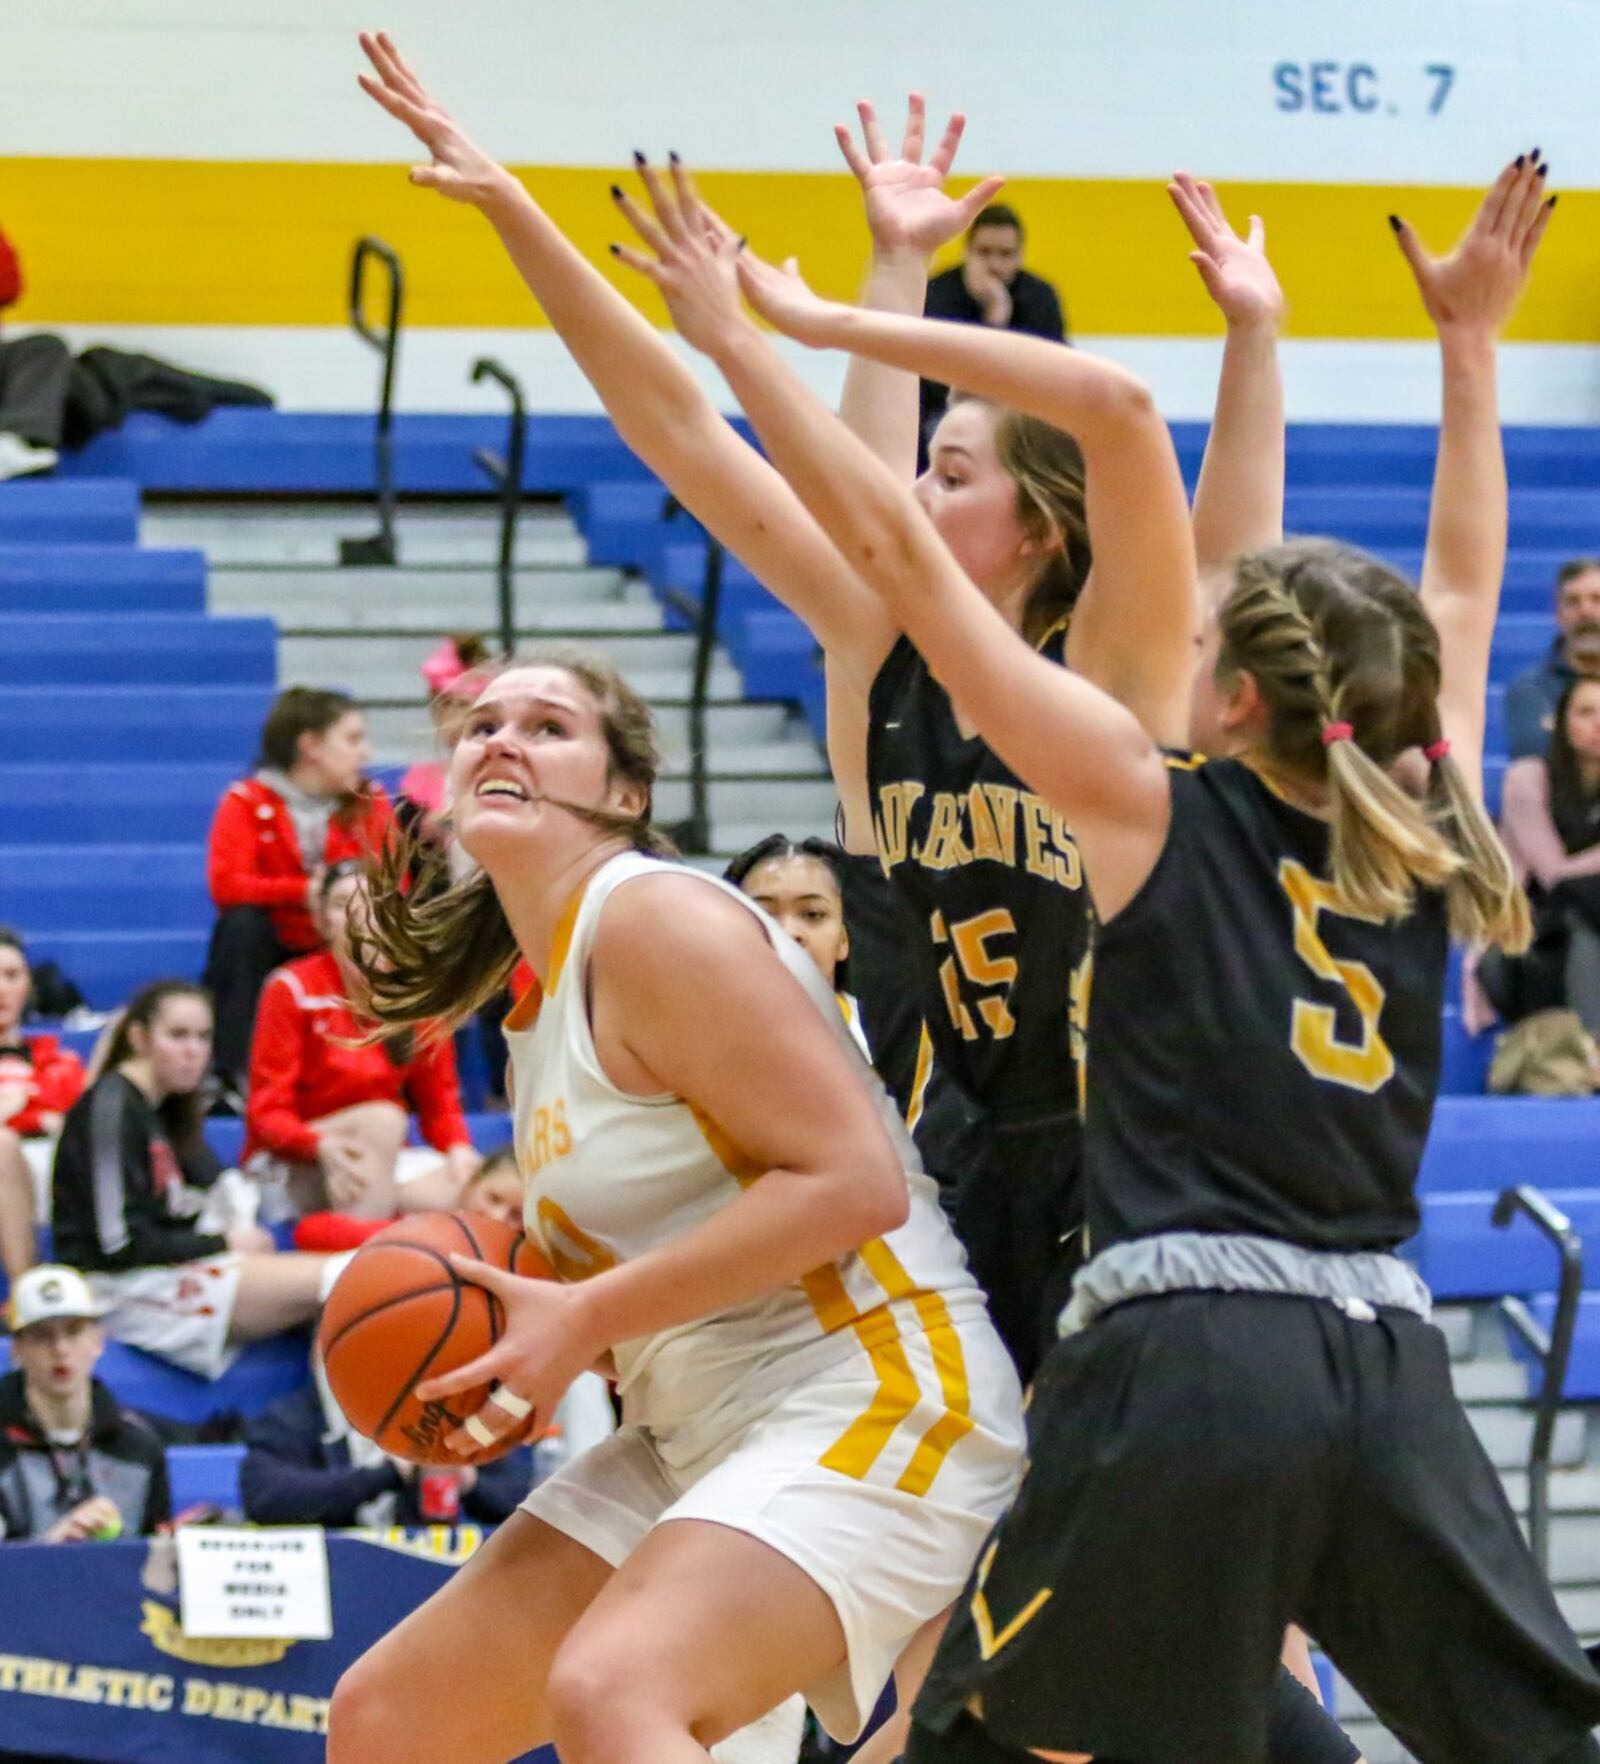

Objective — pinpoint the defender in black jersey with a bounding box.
[706,150,1592,1764]
[869,624,1090,1376]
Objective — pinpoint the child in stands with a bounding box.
[203,687,394,1101]
[52,982,334,1379]
[0,1265,169,1542]
[246,862,481,1233]
[0,928,85,1281]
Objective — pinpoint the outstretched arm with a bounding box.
[1393,152,1555,793]
[1169,173,1286,586]
[356,33,892,692]
[825,99,1003,848]
[736,239,1201,749]
[615,175,1174,917]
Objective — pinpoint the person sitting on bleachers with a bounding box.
[0,1266,169,1541]
[1488,675,1600,1037]
[0,929,85,1283]
[398,634,493,846]
[203,688,395,1105]
[239,1347,533,1530]
[244,863,480,1229]
[1505,557,1600,760]
[51,981,334,1380]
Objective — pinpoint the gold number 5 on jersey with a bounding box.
[930,908,1020,1041]
[1279,859,1396,1094]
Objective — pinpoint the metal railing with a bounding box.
[1492,1184,1585,1573]
[659,497,724,854]
[340,236,405,567]
[469,357,528,657]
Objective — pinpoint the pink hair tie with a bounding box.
[1320,721,1355,747]
[1423,737,1452,762]
[422,638,473,696]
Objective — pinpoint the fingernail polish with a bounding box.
[1548,193,1559,209]
[1537,161,1550,177]
[1514,155,1525,169]
[609,183,622,200]
[632,149,646,167]
[1531,145,1541,159]
[668,149,681,166]
[608,242,621,255]
[1387,214,1402,233]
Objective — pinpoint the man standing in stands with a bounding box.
[920,202,1068,435]
[1507,558,1600,759]
[0,1266,169,1542]
[0,224,68,482]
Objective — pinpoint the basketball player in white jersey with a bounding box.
[325,643,1025,1764]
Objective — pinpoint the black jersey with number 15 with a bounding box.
[1084,755,1450,1256]
[866,628,1090,1123]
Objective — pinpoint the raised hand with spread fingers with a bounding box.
[1167,171,1287,583]
[1396,150,1556,792]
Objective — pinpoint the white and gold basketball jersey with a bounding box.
[505,850,988,1469]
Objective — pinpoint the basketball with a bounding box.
[317,1210,556,1466]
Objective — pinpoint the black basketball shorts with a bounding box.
[912,1290,1600,1764]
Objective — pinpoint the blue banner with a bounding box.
[0,1528,553,1764]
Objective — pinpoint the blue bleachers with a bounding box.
[24,930,210,1008]
[0,844,210,931]
[166,1442,248,1514]
[0,480,140,545]
[0,543,207,612]
[0,763,238,844]
[1417,1097,1600,1194]
[0,685,275,763]
[3,615,276,687]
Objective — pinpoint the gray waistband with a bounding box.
[1059,1232,1434,1337]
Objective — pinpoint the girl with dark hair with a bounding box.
[725,836,863,1036]
[1497,673,1600,1031]
[0,927,85,1280]
[51,982,333,1378]
[679,141,1598,1764]
[245,862,481,1234]
[203,686,394,1094]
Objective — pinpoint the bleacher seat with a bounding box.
[4,615,276,687]
[166,1442,248,1515]
[1412,1189,1600,1301]
[1418,1097,1600,1194]
[0,543,207,613]
[0,763,238,844]
[0,685,275,763]
[202,1111,515,1168]
[0,844,210,931]
[22,930,209,1010]
[1510,1293,1600,1400]
[0,479,140,545]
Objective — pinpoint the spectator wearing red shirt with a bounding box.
[0,222,69,483]
[245,865,480,1224]
[203,688,394,1098]
[0,929,86,1281]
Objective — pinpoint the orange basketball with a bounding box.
[317,1209,556,1466]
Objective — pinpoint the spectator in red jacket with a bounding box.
[0,223,68,483]
[245,864,480,1226]
[203,688,394,1101]
[0,929,86,1280]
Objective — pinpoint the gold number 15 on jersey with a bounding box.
[1279,859,1395,1093]
[930,907,1018,1041]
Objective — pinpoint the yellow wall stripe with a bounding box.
[4,157,1598,341]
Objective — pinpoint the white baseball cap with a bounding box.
[6,1266,102,1335]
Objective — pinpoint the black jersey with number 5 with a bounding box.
[1084,755,1449,1254]
[867,628,1091,1124]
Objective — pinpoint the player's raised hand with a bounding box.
[356,31,515,209]
[837,95,1005,261]
[735,249,847,349]
[1391,149,1555,338]
[1167,172,1284,332]
[415,1254,601,1456]
[609,154,752,355]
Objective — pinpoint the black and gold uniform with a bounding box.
[910,758,1600,1764]
[867,629,1089,1377]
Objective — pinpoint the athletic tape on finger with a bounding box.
[463,1412,500,1449]
[488,1386,533,1421]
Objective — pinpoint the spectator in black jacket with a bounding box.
[241,1365,534,1529]
[921,203,1068,434]
[51,981,332,1379]
[0,1265,169,1541]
